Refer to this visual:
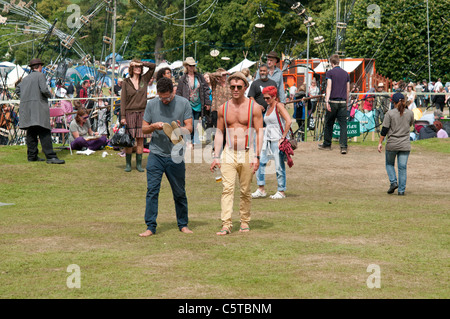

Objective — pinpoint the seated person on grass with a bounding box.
[69,107,108,151]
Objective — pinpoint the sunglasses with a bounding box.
[230,85,243,91]
[159,94,173,102]
[263,96,271,100]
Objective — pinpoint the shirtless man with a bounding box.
[210,72,264,235]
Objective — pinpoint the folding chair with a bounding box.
[49,107,73,155]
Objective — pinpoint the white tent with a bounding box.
[228,58,256,73]
[0,61,16,68]
[5,64,27,88]
[314,60,362,73]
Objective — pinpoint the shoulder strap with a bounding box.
[223,101,232,148]
[275,104,294,138]
[275,104,284,135]
[245,99,253,149]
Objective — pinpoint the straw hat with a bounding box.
[183,57,197,66]
[227,71,249,87]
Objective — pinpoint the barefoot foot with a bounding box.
[139,230,154,237]
[180,227,193,234]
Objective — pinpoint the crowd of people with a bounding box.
[348,77,450,141]
[357,78,450,112]
[9,53,450,236]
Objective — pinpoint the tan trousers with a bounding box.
[220,147,254,230]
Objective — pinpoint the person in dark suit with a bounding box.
[15,58,65,164]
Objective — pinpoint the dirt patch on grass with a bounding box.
[289,141,450,196]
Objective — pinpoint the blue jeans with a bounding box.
[256,140,286,191]
[191,110,201,144]
[144,152,189,233]
[385,150,410,193]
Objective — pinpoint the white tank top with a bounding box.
[264,107,284,141]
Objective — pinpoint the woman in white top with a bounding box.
[252,86,292,199]
[406,83,416,110]
[308,79,320,113]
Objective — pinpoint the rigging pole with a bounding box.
[183,0,186,61]
[110,0,116,132]
[426,0,431,83]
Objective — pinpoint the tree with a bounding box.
[345,0,449,83]
[3,0,446,84]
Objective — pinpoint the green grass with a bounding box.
[0,141,449,299]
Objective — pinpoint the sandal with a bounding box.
[163,122,183,145]
[270,191,286,199]
[171,121,184,145]
[216,228,231,236]
[239,227,250,233]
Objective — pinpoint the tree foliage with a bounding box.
[346,0,449,82]
[2,0,448,82]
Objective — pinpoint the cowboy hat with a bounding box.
[28,58,44,67]
[183,57,197,66]
[266,51,280,63]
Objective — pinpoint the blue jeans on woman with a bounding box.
[144,152,189,234]
[256,140,286,192]
[191,110,201,144]
[385,150,410,193]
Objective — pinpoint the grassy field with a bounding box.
[0,136,449,299]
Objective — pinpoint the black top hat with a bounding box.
[266,51,280,63]
[28,58,44,67]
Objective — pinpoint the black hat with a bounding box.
[28,58,44,67]
[266,51,280,63]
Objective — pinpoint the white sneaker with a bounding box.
[270,191,286,199]
[251,189,267,198]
